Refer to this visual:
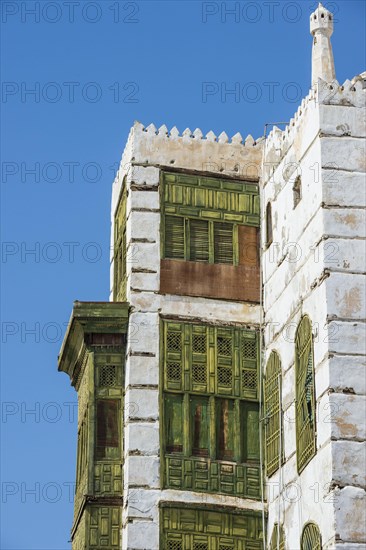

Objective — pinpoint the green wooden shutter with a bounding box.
[190,396,210,456]
[164,322,183,391]
[295,315,316,473]
[165,394,184,453]
[216,398,235,460]
[264,351,283,477]
[301,523,322,550]
[216,329,234,396]
[269,524,285,550]
[113,184,127,301]
[76,412,88,488]
[165,216,185,259]
[241,334,258,400]
[191,325,208,393]
[95,400,120,460]
[241,402,260,461]
[189,219,209,262]
[266,202,273,247]
[214,222,234,264]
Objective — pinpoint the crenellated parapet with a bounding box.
[317,75,366,107]
[111,121,264,215]
[131,121,261,146]
[263,75,366,178]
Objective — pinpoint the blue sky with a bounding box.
[1,1,365,548]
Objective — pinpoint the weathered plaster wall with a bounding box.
[318,79,366,549]
[262,78,366,549]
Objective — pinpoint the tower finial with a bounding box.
[310,3,336,86]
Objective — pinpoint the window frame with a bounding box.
[293,175,302,209]
[295,315,317,473]
[163,214,238,266]
[161,320,260,474]
[265,202,273,248]
[300,522,322,550]
[95,398,121,460]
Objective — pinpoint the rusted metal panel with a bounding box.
[160,260,259,302]
[238,225,259,267]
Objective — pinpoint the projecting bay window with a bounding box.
[160,171,260,302]
[162,320,261,498]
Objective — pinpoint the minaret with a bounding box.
[310,2,336,86]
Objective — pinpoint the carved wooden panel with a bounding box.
[161,505,263,550]
[163,321,259,400]
[162,172,259,226]
[89,506,121,548]
[165,457,261,499]
[94,463,123,496]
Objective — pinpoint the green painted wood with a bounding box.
[214,222,234,264]
[89,506,121,548]
[161,171,259,266]
[269,524,285,550]
[113,181,127,301]
[165,394,184,453]
[164,216,238,266]
[59,303,127,550]
[165,215,185,260]
[301,522,322,550]
[242,402,260,462]
[163,321,258,400]
[161,505,264,550]
[161,320,260,498]
[295,315,316,473]
[264,351,284,477]
[162,171,259,226]
[190,219,210,262]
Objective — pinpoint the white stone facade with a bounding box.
[261,75,366,549]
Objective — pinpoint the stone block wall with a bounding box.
[262,77,366,549]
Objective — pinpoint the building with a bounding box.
[58,4,366,549]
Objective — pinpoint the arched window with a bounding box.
[264,351,283,477]
[266,202,273,247]
[295,315,316,473]
[301,522,322,550]
[293,175,302,208]
[269,523,285,550]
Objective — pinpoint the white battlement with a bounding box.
[133,120,262,147]
[111,121,264,214]
[264,75,366,167]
